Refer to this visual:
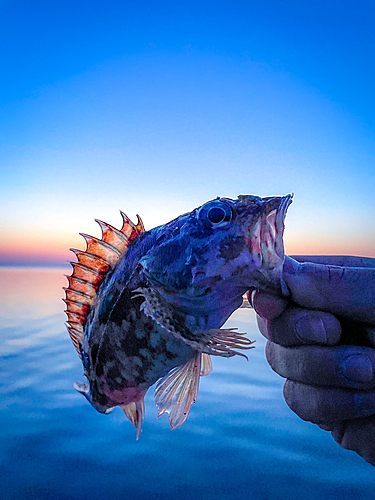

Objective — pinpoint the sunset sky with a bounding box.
[1,0,374,266]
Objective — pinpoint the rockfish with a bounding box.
[64,194,292,438]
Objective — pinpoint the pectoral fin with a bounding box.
[200,353,212,376]
[133,283,254,357]
[203,328,255,359]
[132,283,199,346]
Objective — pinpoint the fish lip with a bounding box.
[275,193,293,238]
[264,193,293,216]
[274,193,293,228]
[261,192,293,231]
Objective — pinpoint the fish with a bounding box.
[64,193,292,438]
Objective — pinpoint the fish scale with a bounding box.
[65,193,292,438]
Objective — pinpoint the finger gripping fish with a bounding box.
[64,194,292,439]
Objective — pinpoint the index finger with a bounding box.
[250,289,289,320]
[284,257,375,324]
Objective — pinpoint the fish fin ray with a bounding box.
[95,219,129,251]
[65,275,97,297]
[120,212,145,240]
[65,212,145,358]
[203,328,255,359]
[121,398,145,440]
[135,214,145,234]
[200,353,212,376]
[133,282,254,358]
[132,283,206,350]
[155,352,202,430]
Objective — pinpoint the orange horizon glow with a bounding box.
[0,227,88,265]
[0,267,67,319]
[1,213,374,267]
[284,236,375,259]
[1,234,374,266]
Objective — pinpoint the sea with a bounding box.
[0,266,374,500]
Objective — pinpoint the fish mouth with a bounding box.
[246,193,293,271]
[268,193,293,263]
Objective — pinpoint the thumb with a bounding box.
[283,257,375,324]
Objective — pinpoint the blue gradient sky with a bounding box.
[1,0,374,265]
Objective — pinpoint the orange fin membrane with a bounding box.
[121,398,145,440]
[155,351,203,430]
[64,213,145,359]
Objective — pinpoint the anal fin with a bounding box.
[121,398,145,440]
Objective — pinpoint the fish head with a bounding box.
[139,194,292,320]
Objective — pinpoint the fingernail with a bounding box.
[295,316,327,343]
[342,354,373,383]
[248,290,255,308]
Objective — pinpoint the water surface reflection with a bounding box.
[0,267,374,500]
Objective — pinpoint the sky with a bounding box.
[1,0,374,266]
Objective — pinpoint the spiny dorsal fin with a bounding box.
[120,212,145,239]
[64,212,145,359]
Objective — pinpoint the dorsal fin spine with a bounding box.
[80,232,122,254]
[79,233,121,264]
[135,214,145,233]
[67,321,84,332]
[65,310,86,324]
[63,287,95,302]
[70,262,101,282]
[65,212,146,358]
[65,275,97,297]
[95,219,130,248]
[70,249,111,270]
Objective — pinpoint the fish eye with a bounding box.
[208,207,226,223]
[197,200,233,227]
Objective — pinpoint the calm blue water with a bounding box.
[0,267,374,500]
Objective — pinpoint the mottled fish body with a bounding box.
[65,194,292,438]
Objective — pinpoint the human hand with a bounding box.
[250,255,375,466]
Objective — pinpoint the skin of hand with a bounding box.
[249,255,375,466]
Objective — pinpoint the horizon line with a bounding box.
[0,261,70,269]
